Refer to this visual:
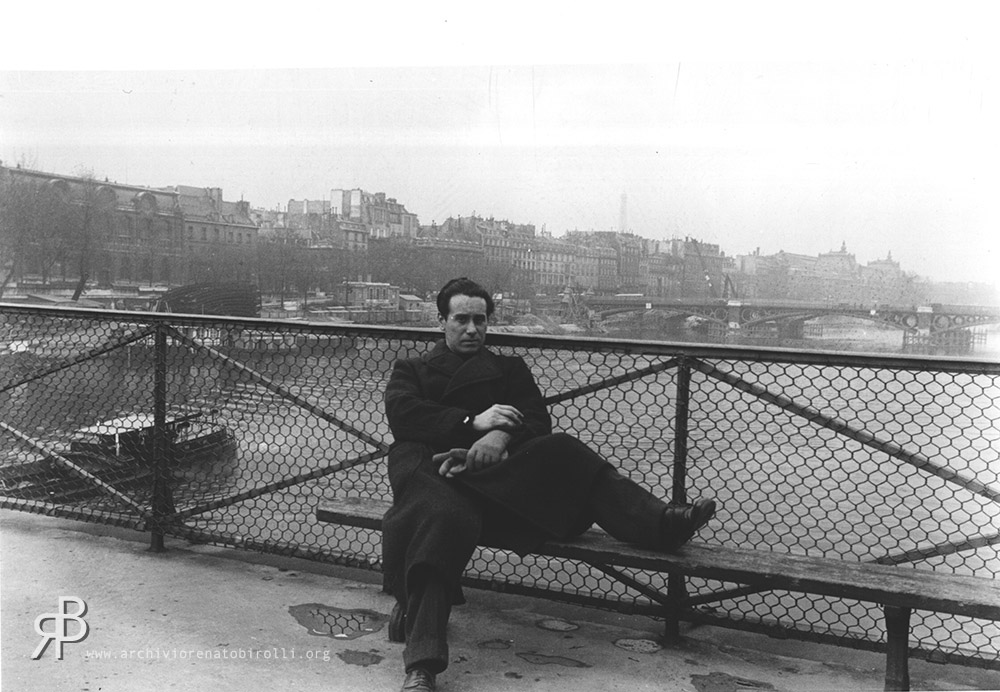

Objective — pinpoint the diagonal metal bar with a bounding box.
[0,421,151,516]
[588,561,672,608]
[0,325,157,395]
[164,325,389,453]
[873,530,1000,566]
[163,449,388,522]
[691,359,1000,504]
[685,583,764,607]
[543,357,680,406]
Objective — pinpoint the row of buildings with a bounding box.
[736,244,921,306]
[1,164,259,291]
[253,188,418,251]
[255,195,734,299]
[247,188,937,305]
[2,163,988,307]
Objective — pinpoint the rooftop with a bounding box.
[2,510,996,692]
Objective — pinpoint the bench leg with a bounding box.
[663,573,686,644]
[883,605,911,691]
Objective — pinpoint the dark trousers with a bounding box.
[403,566,452,674]
[401,464,667,673]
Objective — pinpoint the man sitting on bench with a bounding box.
[382,277,718,692]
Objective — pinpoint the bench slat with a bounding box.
[318,496,388,529]
[317,498,1000,621]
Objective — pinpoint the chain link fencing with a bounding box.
[1,304,997,668]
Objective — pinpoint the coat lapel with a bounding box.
[424,340,504,400]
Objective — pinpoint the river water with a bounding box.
[1,326,998,659]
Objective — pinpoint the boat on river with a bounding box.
[68,410,232,463]
[0,408,234,502]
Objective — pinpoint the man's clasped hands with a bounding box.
[435,403,525,477]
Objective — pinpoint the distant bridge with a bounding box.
[580,296,1000,339]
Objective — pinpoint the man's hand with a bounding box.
[464,430,511,472]
[434,448,469,478]
[434,430,512,477]
[472,404,523,432]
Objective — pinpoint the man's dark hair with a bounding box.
[436,277,495,318]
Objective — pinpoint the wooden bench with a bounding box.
[317,496,1000,691]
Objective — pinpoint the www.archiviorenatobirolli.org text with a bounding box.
[84,647,332,662]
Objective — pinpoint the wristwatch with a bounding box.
[462,414,475,430]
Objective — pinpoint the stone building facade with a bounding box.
[1,165,185,288]
[330,188,419,239]
[0,165,257,290]
[533,234,577,293]
[735,245,926,305]
[174,185,256,248]
[171,185,257,284]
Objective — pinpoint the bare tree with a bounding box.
[0,166,35,297]
[0,165,116,300]
[68,172,108,300]
[0,165,70,297]
[366,237,536,300]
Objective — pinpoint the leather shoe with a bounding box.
[659,498,717,552]
[400,667,436,691]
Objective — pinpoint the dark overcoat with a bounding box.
[381,340,607,603]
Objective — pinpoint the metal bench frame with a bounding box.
[318,496,1000,692]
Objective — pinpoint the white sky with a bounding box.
[1,2,998,285]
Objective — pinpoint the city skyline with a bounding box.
[0,158,959,286]
[2,8,997,286]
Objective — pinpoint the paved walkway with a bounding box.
[2,509,997,692]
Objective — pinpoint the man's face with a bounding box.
[440,294,488,355]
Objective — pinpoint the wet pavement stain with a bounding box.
[614,638,662,655]
[477,639,514,650]
[288,603,387,640]
[337,649,384,667]
[691,672,776,692]
[516,652,591,668]
[536,618,579,632]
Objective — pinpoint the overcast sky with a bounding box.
[2,4,997,285]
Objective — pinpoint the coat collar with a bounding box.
[424,340,504,398]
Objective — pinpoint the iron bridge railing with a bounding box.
[1,303,998,669]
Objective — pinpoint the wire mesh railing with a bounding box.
[1,304,997,668]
